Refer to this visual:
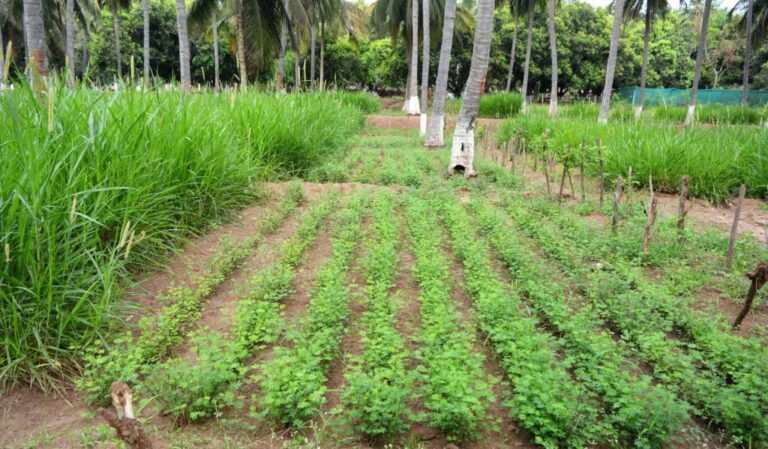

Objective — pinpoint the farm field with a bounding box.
[2,105,768,449]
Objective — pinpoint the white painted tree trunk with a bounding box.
[0,26,5,85]
[310,24,316,89]
[175,0,192,91]
[426,0,457,147]
[634,6,651,119]
[23,0,48,84]
[684,0,712,126]
[547,0,558,117]
[597,0,624,124]
[319,20,325,90]
[448,0,495,176]
[520,5,534,114]
[405,0,421,115]
[420,0,430,135]
[236,0,247,88]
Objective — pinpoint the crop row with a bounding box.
[256,190,370,426]
[469,197,688,448]
[501,195,768,444]
[143,190,338,421]
[403,195,493,441]
[77,184,306,405]
[436,195,604,448]
[342,191,413,438]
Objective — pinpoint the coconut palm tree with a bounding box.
[546,0,557,117]
[624,0,671,118]
[447,0,495,176]
[419,0,429,134]
[505,14,519,92]
[277,19,287,88]
[176,0,191,90]
[405,0,420,114]
[23,0,47,83]
[597,0,626,123]
[101,0,131,80]
[211,9,219,89]
[1,3,7,85]
[684,0,713,126]
[519,0,536,113]
[143,0,150,88]
[730,0,755,105]
[425,0,456,146]
[66,0,75,84]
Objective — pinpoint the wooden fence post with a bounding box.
[678,175,691,243]
[579,142,586,202]
[732,262,768,330]
[612,176,624,231]
[543,153,552,198]
[643,175,658,254]
[726,183,746,271]
[597,139,605,208]
[626,166,634,216]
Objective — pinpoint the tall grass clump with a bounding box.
[0,81,363,391]
[653,104,768,125]
[499,113,768,202]
[327,91,381,114]
[445,92,523,118]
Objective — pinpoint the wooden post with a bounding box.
[643,175,658,254]
[597,139,605,208]
[558,164,567,202]
[626,166,634,216]
[543,153,552,198]
[520,145,527,187]
[567,168,575,198]
[611,176,623,231]
[579,142,586,202]
[732,262,768,330]
[726,183,746,271]
[678,175,691,243]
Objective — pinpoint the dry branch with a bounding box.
[732,262,768,330]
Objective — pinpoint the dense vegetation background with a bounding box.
[2,0,764,96]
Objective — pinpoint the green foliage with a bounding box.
[446,92,523,118]
[404,195,493,442]
[342,191,414,438]
[499,112,768,201]
[257,191,369,426]
[327,91,381,114]
[77,186,306,406]
[653,104,768,125]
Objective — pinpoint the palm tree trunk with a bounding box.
[405,0,421,115]
[235,0,247,88]
[403,45,411,111]
[23,0,48,86]
[319,19,325,90]
[742,0,753,106]
[294,44,301,90]
[143,0,150,89]
[175,0,192,91]
[419,0,430,135]
[66,0,75,86]
[82,30,89,77]
[635,4,651,118]
[546,0,558,117]
[0,26,5,85]
[520,4,534,113]
[505,16,519,92]
[448,0,495,176]
[277,20,287,89]
[425,0,457,147]
[212,9,220,91]
[684,0,712,126]
[309,23,316,89]
[113,11,123,80]
[597,0,625,124]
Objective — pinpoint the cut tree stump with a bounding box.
[732,262,768,330]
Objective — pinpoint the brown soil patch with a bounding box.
[366,114,505,135]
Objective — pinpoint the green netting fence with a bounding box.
[616,87,768,107]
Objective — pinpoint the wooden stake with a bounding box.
[678,175,691,243]
[567,168,575,198]
[558,164,567,202]
[543,153,551,198]
[626,166,634,216]
[597,139,605,208]
[579,142,586,202]
[726,183,746,271]
[643,175,658,254]
[612,176,623,231]
[732,262,768,330]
